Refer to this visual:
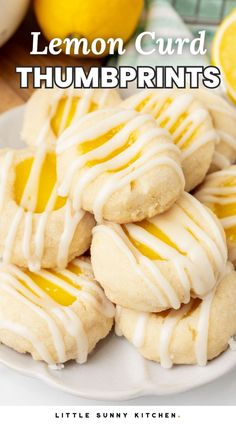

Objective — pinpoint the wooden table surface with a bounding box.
[0,10,102,114]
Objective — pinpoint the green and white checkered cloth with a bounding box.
[110,0,236,68]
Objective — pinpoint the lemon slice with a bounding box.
[212,9,236,104]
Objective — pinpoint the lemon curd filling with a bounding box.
[213,202,236,219]
[77,125,141,171]
[51,96,79,136]
[224,226,236,242]
[50,96,99,136]
[169,112,188,135]
[77,125,124,156]
[15,157,33,203]
[138,221,185,255]
[206,177,236,220]
[203,177,236,241]
[15,152,66,213]
[15,263,83,306]
[135,96,152,112]
[135,96,199,151]
[26,271,76,306]
[135,97,173,120]
[123,220,185,261]
[125,230,162,260]
[154,98,173,119]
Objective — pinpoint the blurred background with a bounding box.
[169,0,236,26]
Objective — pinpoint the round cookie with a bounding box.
[115,263,236,368]
[22,87,121,146]
[195,165,236,265]
[122,88,216,191]
[0,146,95,271]
[0,257,114,365]
[91,192,227,312]
[187,88,236,172]
[56,108,185,224]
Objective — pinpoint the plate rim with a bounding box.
[0,341,236,401]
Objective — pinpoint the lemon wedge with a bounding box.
[212,9,236,104]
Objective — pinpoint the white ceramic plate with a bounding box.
[0,105,236,401]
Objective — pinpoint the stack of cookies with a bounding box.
[0,86,236,369]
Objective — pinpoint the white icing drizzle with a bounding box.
[159,302,192,368]
[132,312,149,348]
[210,127,236,171]
[208,105,236,169]
[35,88,118,143]
[126,290,215,368]
[124,279,223,368]
[212,151,231,170]
[56,109,184,222]
[195,290,215,366]
[73,257,93,273]
[169,262,231,367]
[126,261,234,368]
[195,166,236,261]
[33,212,50,271]
[0,259,114,365]
[0,319,54,364]
[57,202,85,269]
[217,130,236,151]
[123,90,217,160]
[60,274,112,317]
[22,212,33,261]
[93,192,227,309]
[93,224,170,309]
[35,121,51,146]
[57,87,75,135]
[21,144,47,210]
[3,208,24,264]
[0,272,67,362]
[0,148,85,271]
[131,90,236,170]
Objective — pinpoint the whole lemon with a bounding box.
[34,0,144,57]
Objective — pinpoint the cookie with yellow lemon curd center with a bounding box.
[22,87,121,147]
[91,192,227,313]
[122,89,216,192]
[185,88,236,173]
[0,146,95,271]
[56,108,185,224]
[195,165,236,266]
[0,257,114,365]
[115,263,236,367]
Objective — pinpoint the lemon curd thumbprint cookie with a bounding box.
[115,263,236,367]
[187,88,236,172]
[0,257,114,365]
[0,147,95,271]
[56,108,185,224]
[91,192,227,312]
[195,165,236,265]
[22,87,121,146]
[122,89,217,191]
